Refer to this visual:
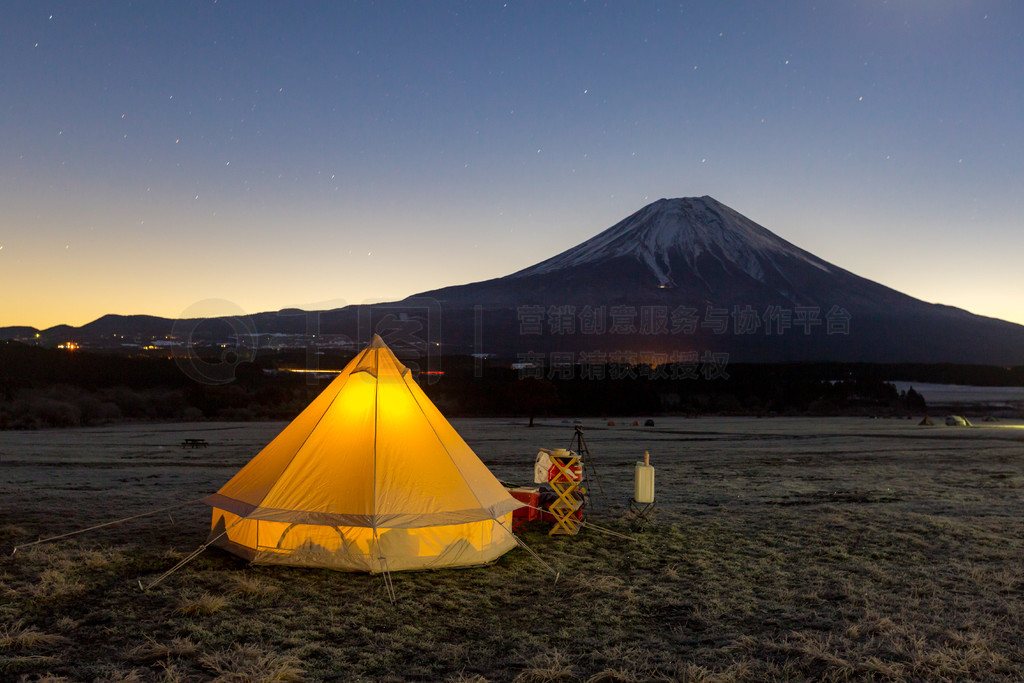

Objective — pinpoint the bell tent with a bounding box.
[202,335,521,573]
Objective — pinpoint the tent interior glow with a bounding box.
[204,335,522,573]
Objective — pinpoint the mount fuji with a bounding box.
[517,196,831,289]
[412,196,1024,363]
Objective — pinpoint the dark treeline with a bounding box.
[0,340,186,389]
[4,341,1022,429]
[419,358,934,419]
[0,341,315,429]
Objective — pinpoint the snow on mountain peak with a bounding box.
[515,196,831,285]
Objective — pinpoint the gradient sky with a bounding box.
[2,1,1022,329]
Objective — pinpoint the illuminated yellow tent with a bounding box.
[202,335,521,573]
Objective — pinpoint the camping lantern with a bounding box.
[634,450,655,504]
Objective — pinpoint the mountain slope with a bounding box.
[419,197,916,309]
[413,196,1024,363]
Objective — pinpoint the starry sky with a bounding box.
[2,1,1022,330]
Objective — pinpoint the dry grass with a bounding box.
[17,673,71,683]
[53,615,78,632]
[0,620,69,650]
[104,669,148,683]
[124,636,198,663]
[447,672,491,683]
[513,651,577,682]
[198,643,305,682]
[23,568,87,600]
[175,591,229,616]
[1,417,1023,680]
[582,671,641,683]
[229,573,281,597]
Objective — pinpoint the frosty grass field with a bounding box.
[2,417,1023,681]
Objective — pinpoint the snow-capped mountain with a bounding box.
[412,196,1024,363]
[417,196,908,312]
[514,196,831,288]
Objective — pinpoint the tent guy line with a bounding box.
[140,519,241,592]
[10,498,205,556]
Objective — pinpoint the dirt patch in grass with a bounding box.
[2,418,1023,680]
